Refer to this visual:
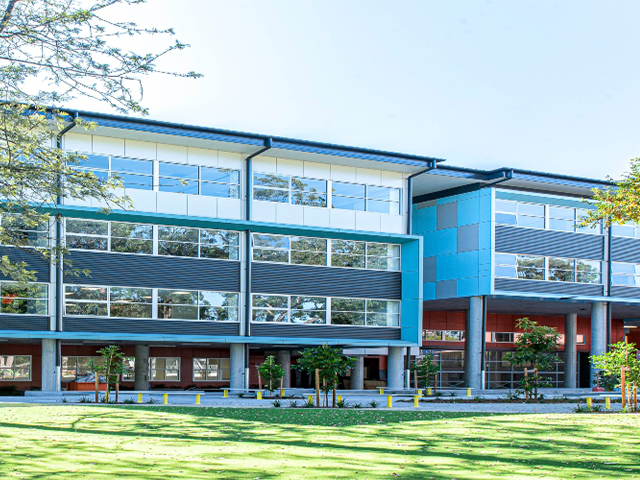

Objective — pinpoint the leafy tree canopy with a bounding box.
[0,0,199,282]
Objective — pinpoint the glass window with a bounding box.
[64,285,108,316]
[66,219,108,250]
[330,297,365,325]
[331,240,366,268]
[366,243,401,271]
[111,223,153,254]
[111,158,153,190]
[366,299,400,326]
[62,356,102,381]
[201,167,240,185]
[290,237,328,266]
[612,262,640,286]
[157,289,238,322]
[158,226,199,257]
[150,357,180,381]
[0,283,48,315]
[492,332,515,343]
[290,296,327,324]
[292,177,327,207]
[1,214,49,248]
[612,222,636,238]
[367,186,401,215]
[332,182,367,211]
[193,358,231,381]
[548,258,575,282]
[110,287,152,318]
[253,173,290,203]
[0,355,31,381]
[252,234,290,263]
[252,294,289,322]
[576,260,602,284]
[516,255,544,280]
[422,330,444,341]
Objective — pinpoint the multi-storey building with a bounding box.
[0,111,637,392]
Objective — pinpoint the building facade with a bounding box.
[0,112,637,392]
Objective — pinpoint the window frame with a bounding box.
[0,282,49,316]
[192,358,231,382]
[495,252,602,285]
[149,357,181,382]
[0,355,31,381]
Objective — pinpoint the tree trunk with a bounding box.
[315,369,320,408]
[94,373,99,403]
[115,379,120,404]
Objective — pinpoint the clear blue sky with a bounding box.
[69,0,640,180]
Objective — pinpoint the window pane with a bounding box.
[159,162,198,179]
[495,253,517,266]
[331,298,365,312]
[158,304,198,320]
[331,253,365,268]
[518,215,544,229]
[111,157,153,175]
[495,200,517,213]
[158,290,198,305]
[612,224,635,237]
[517,268,544,280]
[291,192,327,207]
[111,238,152,254]
[368,186,400,202]
[423,330,443,340]
[367,300,399,314]
[331,196,365,211]
[332,240,365,255]
[65,302,108,316]
[291,251,326,266]
[110,287,152,303]
[201,167,240,184]
[116,173,153,190]
[518,255,544,268]
[292,178,327,193]
[66,236,107,250]
[332,182,366,198]
[367,313,397,326]
[201,182,239,198]
[254,173,289,189]
[64,285,107,301]
[253,188,289,203]
[495,213,517,225]
[202,230,239,246]
[112,223,153,239]
[291,296,327,310]
[612,263,635,274]
[81,154,109,170]
[200,306,237,321]
[158,226,199,243]
[495,266,517,278]
[1,298,48,315]
[291,236,326,252]
[158,242,198,257]
[201,245,235,260]
[291,310,326,324]
[331,311,365,325]
[252,309,288,322]
[445,331,465,341]
[253,234,289,249]
[366,256,399,270]
[367,243,399,257]
[368,200,400,215]
[252,295,288,309]
[66,219,108,235]
[548,206,575,220]
[549,218,574,232]
[158,177,198,194]
[110,303,152,318]
[518,204,544,216]
[253,249,289,262]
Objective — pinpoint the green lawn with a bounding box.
[0,406,639,478]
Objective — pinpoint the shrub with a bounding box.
[302,398,314,408]
[123,398,136,404]
[352,402,363,408]
[336,399,348,408]
[78,396,91,403]
[146,397,158,404]
[272,400,281,408]
[288,400,298,408]
[369,400,380,408]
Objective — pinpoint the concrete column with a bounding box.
[41,339,59,392]
[350,356,364,390]
[590,301,607,386]
[134,345,150,391]
[464,296,484,390]
[276,350,291,388]
[564,313,578,389]
[387,347,404,390]
[230,343,246,390]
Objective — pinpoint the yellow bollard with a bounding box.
[195,394,201,405]
[586,397,592,408]
[256,391,262,400]
[605,397,611,410]
[281,388,285,397]
[417,389,423,397]
[387,395,393,408]
[162,393,168,404]
[223,389,228,398]
[306,394,313,405]
[137,393,143,403]
[427,387,432,396]
[379,388,384,395]
[467,388,472,398]
[414,395,419,407]
[337,395,342,402]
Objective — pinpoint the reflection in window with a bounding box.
[0,355,31,381]
[0,283,48,315]
[495,199,601,234]
[495,253,602,284]
[0,214,49,247]
[157,289,238,321]
[193,358,231,381]
[150,357,180,381]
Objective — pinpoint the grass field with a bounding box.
[0,406,639,478]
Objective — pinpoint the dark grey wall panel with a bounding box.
[0,247,50,282]
[251,323,401,340]
[252,263,401,299]
[495,225,604,260]
[64,317,240,336]
[64,251,240,291]
[437,202,457,230]
[611,237,640,263]
[611,286,640,300]
[494,278,603,296]
[0,315,49,331]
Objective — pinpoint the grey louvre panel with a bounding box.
[252,263,401,299]
[0,247,50,282]
[495,225,604,260]
[64,317,240,336]
[611,286,640,299]
[251,323,401,340]
[64,251,240,291]
[611,237,640,263]
[0,315,49,331]
[494,278,603,296]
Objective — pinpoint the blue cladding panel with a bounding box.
[458,196,481,226]
[457,277,479,297]
[436,255,457,281]
[400,239,422,346]
[436,229,457,255]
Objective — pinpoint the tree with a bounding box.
[504,318,561,400]
[88,344,132,403]
[256,355,284,398]
[0,0,200,282]
[411,354,440,392]
[591,341,640,387]
[294,345,356,407]
[583,157,640,227]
